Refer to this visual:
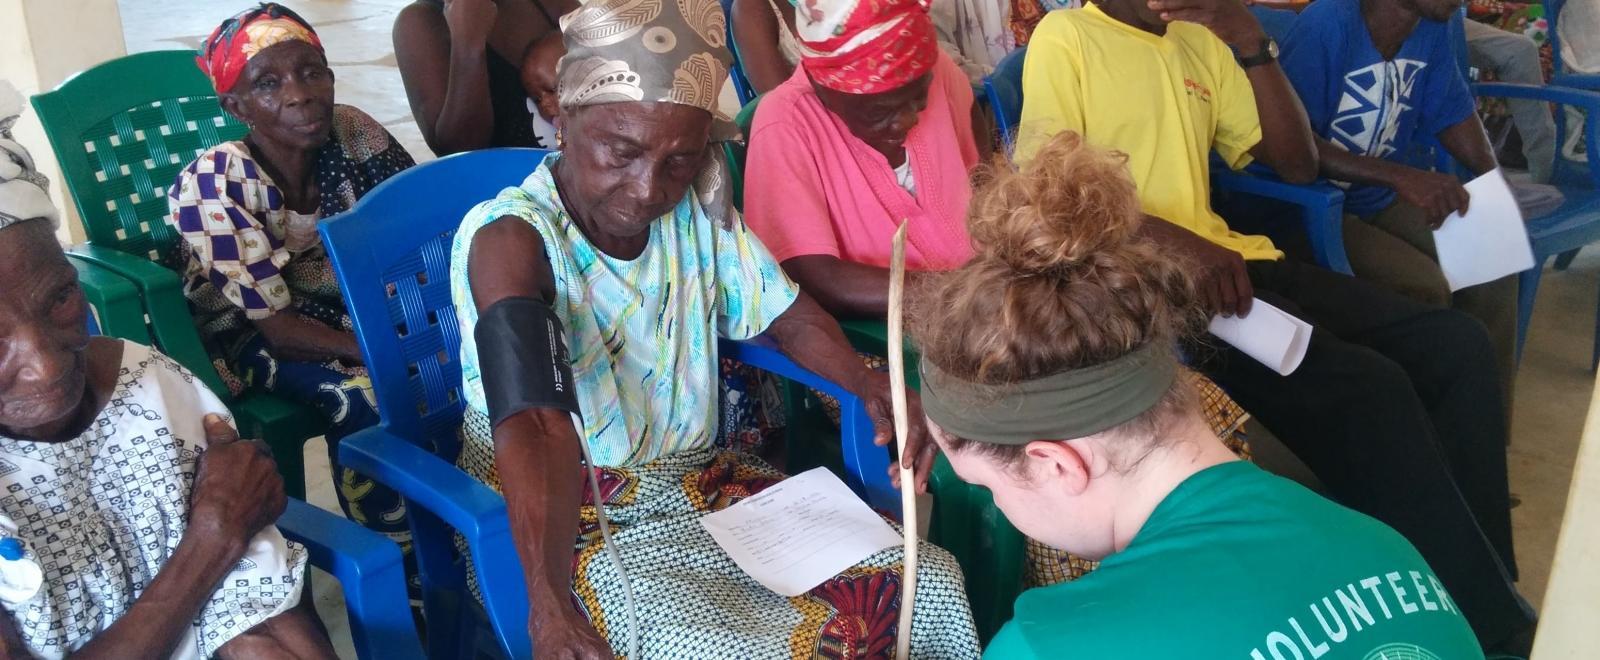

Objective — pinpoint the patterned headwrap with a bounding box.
[0,81,58,232]
[196,3,324,95]
[555,0,740,225]
[796,0,939,94]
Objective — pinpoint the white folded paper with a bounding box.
[700,467,902,597]
[1433,169,1536,292]
[1209,299,1313,376]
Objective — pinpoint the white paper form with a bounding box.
[1433,169,1536,292]
[700,467,902,597]
[1209,298,1313,376]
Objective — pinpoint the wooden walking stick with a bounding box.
[887,222,919,660]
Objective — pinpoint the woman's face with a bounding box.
[559,102,713,239]
[225,40,336,151]
[930,420,1123,560]
[813,74,932,158]
[0,224,92,440]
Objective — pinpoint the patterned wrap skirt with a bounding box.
[458,408,982,659]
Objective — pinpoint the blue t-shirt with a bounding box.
[1279,0,1475,216]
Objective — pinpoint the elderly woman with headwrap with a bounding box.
[743,0,985,318]
[166,4,415,562]
[448,0,981,656]
[0,83,333,660]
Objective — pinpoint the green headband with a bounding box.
[918,342,1178,445]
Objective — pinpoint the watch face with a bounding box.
[1268,39,1280,58]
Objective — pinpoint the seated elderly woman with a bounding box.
[744,0,983,310]
[919,133,1485,658]
[744,0,1256,587]
[448,0,979,656]
[167,4,414,549]
[0,101,332,659]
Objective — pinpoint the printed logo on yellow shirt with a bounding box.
[1183,77,1213,103]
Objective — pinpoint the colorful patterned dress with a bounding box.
[165,104,413,557]
[449,152,981,658]
[0,341,307,659]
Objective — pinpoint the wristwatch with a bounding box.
[1238,38,1279,69]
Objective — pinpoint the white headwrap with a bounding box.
[0,81,59,231]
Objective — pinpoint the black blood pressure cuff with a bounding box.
[475,296,581,429]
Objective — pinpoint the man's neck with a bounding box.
[1361,0,1423,60]
[1095,0,1167,36]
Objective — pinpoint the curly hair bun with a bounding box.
[912,132,1204,385]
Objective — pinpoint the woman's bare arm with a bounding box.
[467,219,611,659]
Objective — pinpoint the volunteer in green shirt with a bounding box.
[911,131,1491,659]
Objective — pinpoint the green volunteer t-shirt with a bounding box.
[984,461,1483,659]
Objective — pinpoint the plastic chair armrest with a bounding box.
[66,244,227,393]
[720,337,898,511]
[65,243,184,292]
[67,257,150,343]
[1212,168,1353,275]
[277,499,425,660]
[337,428,533,658]
[1550,73,1600,91]
[1474,82,1600,110]
[338,428,510,542]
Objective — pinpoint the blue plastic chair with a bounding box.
[319,148,897,659]
[1546,0,1600,92]
[723,0,759,104]
[980,44,1354,275]
[1440,12,1600,364]
[277,500,426,660]
[81,315,422,659]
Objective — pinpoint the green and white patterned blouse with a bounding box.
[449,152,799,467]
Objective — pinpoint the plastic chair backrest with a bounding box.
[320,148,551,452]
[31,50,248,263]
[983,46,1028,148]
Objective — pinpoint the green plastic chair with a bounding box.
[31,50,322,498]
[70,258,149,344]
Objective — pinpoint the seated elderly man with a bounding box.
[0,93,331,659]
[447,0,979,657]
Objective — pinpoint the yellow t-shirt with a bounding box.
[1015,5,1282,261]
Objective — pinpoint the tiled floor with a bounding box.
[117,1,1597,656]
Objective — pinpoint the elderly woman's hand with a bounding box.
[858,371,938,494]
[189,415,288,552]
[530,609,614,660]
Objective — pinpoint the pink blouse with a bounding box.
[744,53,981,272]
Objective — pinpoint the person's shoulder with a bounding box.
[999,577,1151,656]
[1031,8,1090,44]
[329,104,410,162]
[172,140,254,196]
[749,73,819,132]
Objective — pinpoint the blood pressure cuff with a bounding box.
[475,296,581,429]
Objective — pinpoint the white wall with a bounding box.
[1,0,129,244]
[1532,370,1600,658]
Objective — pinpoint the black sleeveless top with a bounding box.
[417,0,555,149]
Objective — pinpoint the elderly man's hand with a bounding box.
[859,371,937,494]
[190,415,287,549]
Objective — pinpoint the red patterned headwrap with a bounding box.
[796,0,939,94]
[197,3,324,95]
